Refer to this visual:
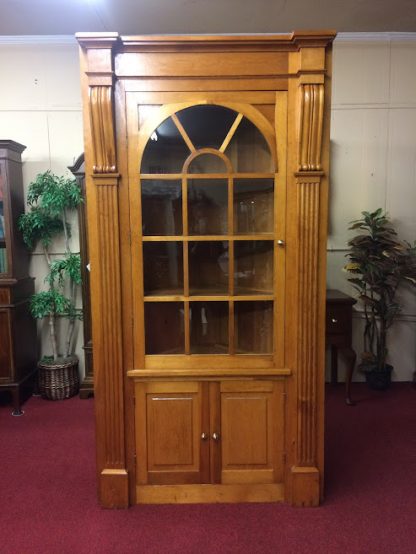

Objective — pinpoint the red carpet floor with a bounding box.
[0,383,415,554]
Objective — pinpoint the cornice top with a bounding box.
[75,30,337,51]
[0,140,26,154]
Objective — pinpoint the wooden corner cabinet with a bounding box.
[0,140,37,415]
[77,31,335,507]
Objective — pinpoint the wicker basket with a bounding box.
[38,356,80,400]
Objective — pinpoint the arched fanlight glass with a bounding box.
[140,105,273,174]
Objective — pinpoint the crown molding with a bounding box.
[0,32,415,46]
[0,35,76,45]
[336,32,416,42]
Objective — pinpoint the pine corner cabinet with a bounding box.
[77,31,335,508]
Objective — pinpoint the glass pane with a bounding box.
[235,301,273,353]
[234,241,273,294]
[190,301,228,354]
[143,242,183,295]
[234,179,274,234]
[225,116,273,173]
[188,179,228,235]
[177,105,237,150]
[0,169,6,274]
[188,154,228,174]
[141,116,190,173]
[145,302,184,354]
[189,241,228,295]
[141,180,182,235]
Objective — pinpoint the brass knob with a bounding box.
[212,432,220,441]
[201,432,208,440]
[277,240,285,247]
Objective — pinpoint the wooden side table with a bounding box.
[326,289,357,405]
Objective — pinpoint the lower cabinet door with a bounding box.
[135,381,210,485]
[219,380,285,485]
[134,378,285,490]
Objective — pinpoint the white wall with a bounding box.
[0,38,85,375]
[328,34,416,381]
[1,34,415,382]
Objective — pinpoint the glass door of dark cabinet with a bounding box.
[0,164,8,274]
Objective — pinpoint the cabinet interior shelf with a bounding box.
[140,173,276,180]
[143,293,274,301]
[142,234,275,242]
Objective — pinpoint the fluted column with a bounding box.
[290,71,328,505]
[77,33,128,508]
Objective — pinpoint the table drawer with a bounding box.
[326,305,351,335]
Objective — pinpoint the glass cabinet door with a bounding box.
[0,165,7,275]
[139,104,277,356]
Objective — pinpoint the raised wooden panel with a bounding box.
[220,380,284,485]
[136,381,209,485]
[116,52,288,78]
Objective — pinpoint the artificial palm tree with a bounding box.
[345,208,416,388]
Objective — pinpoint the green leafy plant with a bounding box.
[18,171,83,361]
[344,208,416,371]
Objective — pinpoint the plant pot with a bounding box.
[37,355,80,400]
[360,363,393,391]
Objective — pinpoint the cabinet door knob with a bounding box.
[212,432,220,441]
[201,432,208,441]
[331,318,338,323]
[277,239,285,247]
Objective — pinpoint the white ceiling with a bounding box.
[1,0,416,35]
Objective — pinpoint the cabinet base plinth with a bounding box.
[289,466,321,507]
[100,469,129,508]
[136,483,284,504]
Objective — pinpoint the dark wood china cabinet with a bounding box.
[0,141,37,415]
